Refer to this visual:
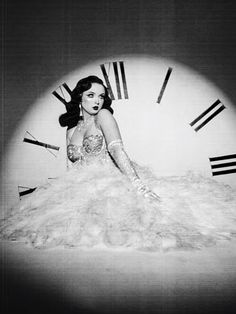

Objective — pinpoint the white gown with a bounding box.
[1,119,236,250]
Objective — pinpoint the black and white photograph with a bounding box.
[1,0,236,313]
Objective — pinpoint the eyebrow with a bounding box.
[86,91,105,95]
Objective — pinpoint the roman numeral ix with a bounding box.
[23,131,60,157]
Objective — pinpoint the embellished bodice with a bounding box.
[67,117,110,166]
[83,134,104,155]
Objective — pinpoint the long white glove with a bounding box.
[108,140,160,202]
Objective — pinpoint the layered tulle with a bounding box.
[1,158,236,250]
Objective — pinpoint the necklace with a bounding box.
[77,115,94,132]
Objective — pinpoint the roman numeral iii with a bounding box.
[209,154,236,176]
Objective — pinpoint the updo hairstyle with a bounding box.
[59,75,113,129]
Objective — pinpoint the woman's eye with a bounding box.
[87,94,94,98]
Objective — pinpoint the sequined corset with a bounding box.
[67,132,110,166]
[83,134,104,155]
[82,133,110,165]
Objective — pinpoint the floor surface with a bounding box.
[1,240,236,314]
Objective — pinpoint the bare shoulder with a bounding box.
[96,109,121,141]
[97,108,114,120]
[96,109,116,126]
[66,126,76,143]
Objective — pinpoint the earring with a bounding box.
[79,103,83,117]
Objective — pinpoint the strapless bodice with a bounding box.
[83,134,104,155]
[68,131,111,166]
[67,115,111,163]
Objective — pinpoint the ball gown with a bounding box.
[1,117,236,251]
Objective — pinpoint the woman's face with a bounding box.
[81,83,105,116]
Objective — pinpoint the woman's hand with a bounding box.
[133,179,161,202]
[139,185,161,202]
[143,189,161,202]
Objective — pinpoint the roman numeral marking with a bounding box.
[209,154,236,176]
[52,83,72,105]
[18,186,37,199]
[100,61,128,100]
[23,131,60,157]
[157,67,173,104]
[190,99,226,132]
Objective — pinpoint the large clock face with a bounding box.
[2,55,236,211]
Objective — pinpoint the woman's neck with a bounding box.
[81,110,94,122]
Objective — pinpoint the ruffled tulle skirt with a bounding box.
[1,161,236,251]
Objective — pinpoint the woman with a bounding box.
[63,76,160,201]
[1,76,236,250]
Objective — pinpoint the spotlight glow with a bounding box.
[2,55,236,212]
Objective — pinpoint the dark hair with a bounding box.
[59,76,113,129]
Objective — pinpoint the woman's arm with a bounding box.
[66,126,84,163]
[66,126,76,145]
[97,109,160,201]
